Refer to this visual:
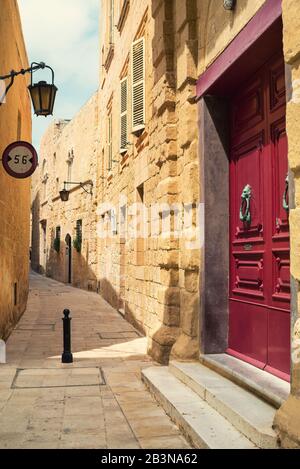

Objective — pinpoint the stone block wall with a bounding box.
[31,94,98,291]
[0,0,31,340]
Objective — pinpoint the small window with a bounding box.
[76,220,82,242]
[132,37,145,134]
[120,204,127,240]
[56,226,61,240]
[109,210,117,235]
[67,150,74,184]
[14,282,18,306]
[120,77,128,153]
[54,226,61,253]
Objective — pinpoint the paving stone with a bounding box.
[139,435,192,449]
[0,273,190,449]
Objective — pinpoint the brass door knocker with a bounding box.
[240,184,252,224]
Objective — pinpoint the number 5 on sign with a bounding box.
[2,141,38,179]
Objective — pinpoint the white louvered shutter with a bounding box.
[132,38,145,133]
[120,77,128,153]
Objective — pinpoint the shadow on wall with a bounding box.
[100,272,199,365]
[32,226,198,365]
[45,240,98,292]
[31,217,98,292]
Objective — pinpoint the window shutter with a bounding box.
[110,209,117,235]
[120,77,128,153]
[132,37,145,133]
[76,220,82,242]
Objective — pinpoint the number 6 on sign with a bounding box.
[2,141,38,179]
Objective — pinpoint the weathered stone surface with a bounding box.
[289,209,300,280]
[274,396,300,448]
[283,0,300,64]
[0,1,31,340]
[180,290,199,337]
[171,333,199,361]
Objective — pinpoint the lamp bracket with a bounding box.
[63,181,93,196]
[0,62,54,106]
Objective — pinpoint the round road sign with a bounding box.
[2,141,38,179]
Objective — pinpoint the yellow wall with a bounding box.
[197,0,265,72]
[0,0,32,340]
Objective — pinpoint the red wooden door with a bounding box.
[228,52,290,381]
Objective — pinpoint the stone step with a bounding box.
[169,361,279,449]
[142,366,257,449]
[199,353,290,409]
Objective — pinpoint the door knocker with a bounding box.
[283,173,289,212]
[240,184,252,224]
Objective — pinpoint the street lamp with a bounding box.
[0,62,57,116]
[59,187,70,202]
[59,181,93,202]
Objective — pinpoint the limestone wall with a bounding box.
[31,93,99,291]
[197,0,265,73]
[0,0,31,340]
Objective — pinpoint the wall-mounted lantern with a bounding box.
[59,181,93,202]
[223,0,236,10]
[0,62,57,116]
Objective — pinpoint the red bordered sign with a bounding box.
[2,141,38,179]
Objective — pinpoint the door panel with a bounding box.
[228,300,268,368]
[231,76,265,136]
[231,134,265,245]
[267,308,290,377]
[228,52,290,380]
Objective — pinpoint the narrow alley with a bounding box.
[2,0,300,454]
[0,272,190,449]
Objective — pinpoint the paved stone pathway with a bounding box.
[0,272,190,449]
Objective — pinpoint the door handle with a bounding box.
[240,184,252,224]
[283,173,289,212]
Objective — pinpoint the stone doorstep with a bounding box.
[199,354,290,409]
[142,366,256,449]
[169,361,279,449]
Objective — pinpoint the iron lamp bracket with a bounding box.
[63,181,93,196]
[0,62,54,106]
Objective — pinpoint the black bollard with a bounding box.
[62,309,73,363]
